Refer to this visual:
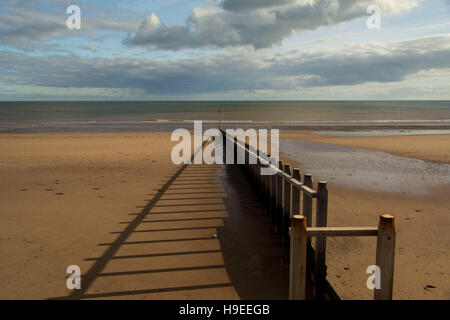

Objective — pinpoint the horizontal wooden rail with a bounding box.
[219,130,396,301]
[222,132,318,197]
[307,227,379,237]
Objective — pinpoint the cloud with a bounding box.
[0,7,140,51]
[1,34,448,95]
[127,0,420,50]
[222,0,297,12]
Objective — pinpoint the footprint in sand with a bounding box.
[55,192,64,196]
[20,188,27,191]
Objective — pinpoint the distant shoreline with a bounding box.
[2,121,450,134]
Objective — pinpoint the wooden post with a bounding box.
[303,174,313,226]
[270,159,277,224]
[276,160,283,234]
[256,150,263,200]
[283,164,292,246]
[261,159,266,205]
[263,155,271,215]
[289,215,308,300]
[292,169,301,216]
[314,181,328,297]
[250,145,255,183]
[246,141,250,175]
[375,214,396,300]
[233,137,238,166]
[222,131,226,164]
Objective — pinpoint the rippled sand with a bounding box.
[280,139,450,195]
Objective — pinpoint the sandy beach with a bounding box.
[0,131,449,299]
[281,132,450,164]
[278,131,450,299]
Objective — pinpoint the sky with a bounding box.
[0,0,449,100]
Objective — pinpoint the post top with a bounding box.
[380,214,394,220]
[292,215,305,221]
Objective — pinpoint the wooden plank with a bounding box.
[375,214,396,300]
[233,137,238,165]
[264,155,271,215]
[283,164,292,246]
[307,227,378,237]
[270,158,277,224]
[278,171,317,197]
[292,169,301,216]
[314,181,328,299]
[303,174,313,227]
[289,215,307,300]
[230,134,317,197]
[276,160,283,234]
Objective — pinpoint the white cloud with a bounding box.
[127,0,420,49]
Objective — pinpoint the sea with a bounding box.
[0,100,449,133]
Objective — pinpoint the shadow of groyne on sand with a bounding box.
[52,142,289,300]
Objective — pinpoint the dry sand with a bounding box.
[0,131,449,299]
[0,132,289,300]
[0,132,179,299]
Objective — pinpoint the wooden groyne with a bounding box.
[219,130,396,300]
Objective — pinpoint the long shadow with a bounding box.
[59,142,212,300]
[65,164,190,299]
[217,165,290,300]
[55,140,290,300]
[67,283,234,299]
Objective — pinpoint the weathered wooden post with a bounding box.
[289,215,308,300]
[276,160,284,234]
[292,169,301,216]
[303,174,314,271]
[270,158,277,224]
[234,137,238,166]
[249,144,255,183]
[256,153,261,197]
[260,155,266,204]
[263,155,271,215]
[245,142,249,174]
[222,130,226,164]
[314,181,328,298]
[283,164,292,246]
[375,214,396,300]
[303,174,313,226]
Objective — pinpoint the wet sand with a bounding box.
[279,131,450,299]
[279,139,450,195]
[281,131,450,164]
[0,132,449,299]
